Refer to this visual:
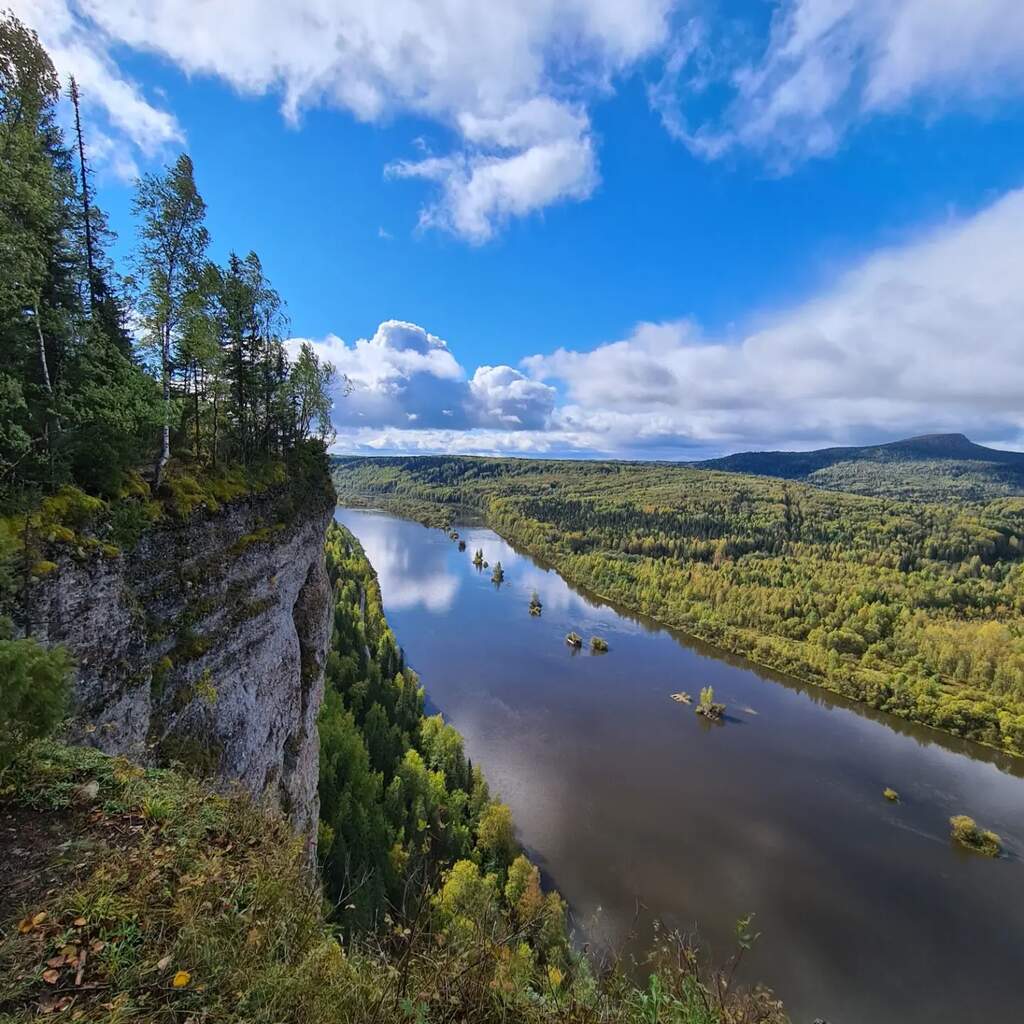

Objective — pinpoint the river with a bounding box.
[336,507,1024,1024]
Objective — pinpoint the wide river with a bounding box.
[337,508,1024,1024]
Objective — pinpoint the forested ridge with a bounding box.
[696,433,1024,502]
[332,455,1024,756]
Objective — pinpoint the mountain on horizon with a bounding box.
[695,433,1024,502]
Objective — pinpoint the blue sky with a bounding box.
[18,0,1024,458]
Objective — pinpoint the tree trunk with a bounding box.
[212,388,219,469]
[194,362,201,460]
[154,323,171,488]
[70,77,96,312]
[33,301,53,396]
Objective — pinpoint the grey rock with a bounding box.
[21,484,333,860]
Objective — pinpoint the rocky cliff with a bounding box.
[19,481,334,855]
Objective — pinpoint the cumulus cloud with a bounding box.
[386,106,599,243]
[19,1,1024,224]
[469,366,556,429]
[287,319,557,438]
[524,188,1024,453]
[27,0,673,239]
[653,0,1024,167]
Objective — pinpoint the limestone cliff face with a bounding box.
[21,483,334,854]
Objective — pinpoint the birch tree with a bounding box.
[132,154,208,486]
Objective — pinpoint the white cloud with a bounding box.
[292,187,1024,458]
[386,105,599,243]
[654,0,1024,167]
[8,0,183,175]
[523,188,1024,453]
[469,365,556,429]
[34,0,673,239]
[287,319,556,435]
[327,426,597,457]
[19,1,1024,225]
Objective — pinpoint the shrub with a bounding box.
[696,686,726,721]
[949,815,1001,857]
[0,637,73,772]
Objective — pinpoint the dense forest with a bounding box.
[332,455,1024,756]
[696,433,1024,502]
[0,12,334,521]
[318,523,570,952]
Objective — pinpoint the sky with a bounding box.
[14,0,1024,459]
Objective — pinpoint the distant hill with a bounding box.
[695,434,1024,501]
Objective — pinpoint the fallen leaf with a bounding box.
[47,957,65,969]
[90,940,105,954]
[18,916,33,934]
[157,955,172,971]
[172,970,191,989]
[42,968,60,984]
[73,917,87,927]
[33,912,48,926]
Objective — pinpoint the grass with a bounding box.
[1,450,329,581]
[0,741,787,1024]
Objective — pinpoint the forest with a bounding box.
[332,455,1024,756]
[0,12,335,521]
[319,522,569,954]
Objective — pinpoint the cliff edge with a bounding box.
[17,476,334,853]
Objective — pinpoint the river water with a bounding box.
[336,508,1024,1024]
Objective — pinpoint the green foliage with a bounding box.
[0,636,71,771]
[949,814,1002,857]
[0,527,72,771]
[0,13,336,516]
[696,686,726,721]
[334,455,1024,756]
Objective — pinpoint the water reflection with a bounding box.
[348,513,461,613]
[337,508,1024,1024]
